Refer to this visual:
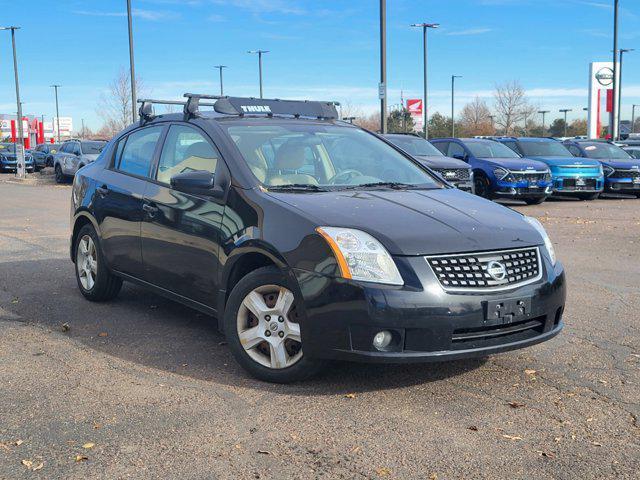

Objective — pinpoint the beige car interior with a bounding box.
[157,141,218,184]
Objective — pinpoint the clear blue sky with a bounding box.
[1,0,638,130]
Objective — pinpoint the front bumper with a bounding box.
[552,176,604,194]
[450,180,473,192]
[293,252,565,363]
[604,176,640,193]
[494,180,552,198]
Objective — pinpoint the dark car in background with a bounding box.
[383,133,473,192]
[31,143,61,169]
[430,137,552,204]
[563,140,640,197]
[494,137,604,200]
[0,142,35,173]
[70,95,565,383]
[54,139,107,183]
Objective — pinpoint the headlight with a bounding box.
[542,169,552,182]
[602,165,614,177]
[524,216,556,266]
[316,227,403,285]
[493,167,509,180]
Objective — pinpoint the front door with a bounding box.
[141,123,226,309]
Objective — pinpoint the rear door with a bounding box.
[94,125,165,278]
[140,123,226,308]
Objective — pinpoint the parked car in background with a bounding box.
[54,139,107,183]
[494,137,604,200]
[0,142,35,173]
[563,140,640,197]
[31,143,61,169]
[383,133,473,192]
[430,137,552,204]
[69,95,565,383]
[621,146,640,159]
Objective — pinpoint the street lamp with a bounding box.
[379,0,387,133]
[559,109,572,137]
[0,26,25,178]
[410,22,439,139]
[617,48,634,137]
[126,0,137,122]
[538,110,550,133]
[451,75,462,137]
[632,104,640,134]
[50,85,62,143]
[611,0,619,139]
[247,50,269,98]
[214,65,227,96]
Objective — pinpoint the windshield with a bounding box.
[81,141,106,154]
[385,135,443,157]
[223,123,442,190]
[581,142,632,160]
[465,141,518,158]
[518,140,573,157]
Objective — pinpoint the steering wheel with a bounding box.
[329,169,364,185]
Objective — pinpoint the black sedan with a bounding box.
[70,95,565,383]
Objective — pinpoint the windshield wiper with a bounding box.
[343,181,414,190]
[267,184,328,192]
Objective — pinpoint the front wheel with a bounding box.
[473,172,492,199]
[74,224,122,301]
[54,164,67,184]
[224,266,324,383]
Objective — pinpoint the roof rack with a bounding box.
[137,94,340,122]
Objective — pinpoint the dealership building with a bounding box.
[0,113,73,148]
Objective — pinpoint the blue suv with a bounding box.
[0,142,35,173]
[430,138,552,204]
[563,140,640,197]
[494,137,604,200]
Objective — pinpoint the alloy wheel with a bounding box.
[76,234,98,291]
[236,285,302,369]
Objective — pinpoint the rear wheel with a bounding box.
[224,266,324,383]
[524,197,546,205]
[473,172,492,199]
[74,224,122,301]
[54,164,67,184]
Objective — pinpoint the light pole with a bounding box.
[247,50,269,98]
[50,85,62,143]
[559,109,572,137]
[126,0,137,122]
[379,0,387,133]
[612,0,619,139]
[632,104,640,133]
[538,110,550,133]
[214,65,227,96]
[1,26,25,178]
[451,75,462,137]
[488,115,495,135]
[410,22,439,139]
[617,48,633,138]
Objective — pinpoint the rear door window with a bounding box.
[115,126,163,178]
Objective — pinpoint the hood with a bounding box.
[597,158,640,169]
[524,156,600,168]
[268,188,543,256]
[414,155,469,170]
[478,157,549,171]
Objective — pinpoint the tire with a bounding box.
[224,266,324,383]
[524,197,546,205]
[54,164,67,184]
[577,192,600,201]
[473,172,492,199]
[74,224,122,302]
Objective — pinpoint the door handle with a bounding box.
[142,203,158,217]
[96,185,109,197]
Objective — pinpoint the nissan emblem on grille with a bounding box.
[425,247,542,292]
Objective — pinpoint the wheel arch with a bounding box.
[70,212,101,263]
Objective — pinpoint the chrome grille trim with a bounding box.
[425,247,543,293]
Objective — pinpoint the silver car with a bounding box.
[54,140,107,183]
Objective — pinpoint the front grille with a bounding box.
[609,169,640,179]
[426,247,541,292]
[511,172,547,183]
[450,316,546,350]
[561,178,597,190]
[436,168,470,181]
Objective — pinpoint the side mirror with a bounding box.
[452,154,467,161]
[170,170,223,198]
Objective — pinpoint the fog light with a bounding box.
[372,330,393,350]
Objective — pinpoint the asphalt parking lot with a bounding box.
[0,180,638,479]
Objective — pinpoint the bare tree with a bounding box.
[97,68,145,135]
[493,81,531,135]
[354,112,380,132]
[459,97,493,136]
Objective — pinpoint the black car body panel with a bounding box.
[70,99,564,365]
